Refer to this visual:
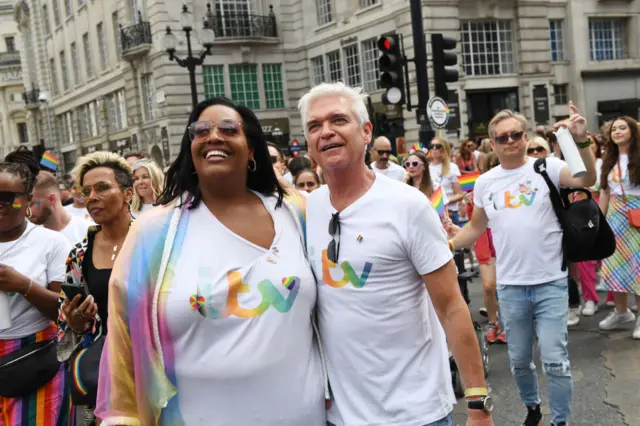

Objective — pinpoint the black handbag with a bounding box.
[0,339,61,398]
[67,332,105,407]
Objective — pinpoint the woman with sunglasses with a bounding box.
[404,150,449,205]
[131,158,164,216]
[56,152,134,425]
[455,139,479,175]
[0,147,72,426]
[526,136,550,159]
[429,138,465,225]
[94,97,326,426]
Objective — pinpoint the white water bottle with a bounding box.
[555,127,587,178]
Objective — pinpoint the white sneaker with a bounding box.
[599,310,636,330]
[582,301,598,316]
[633,318,640,340]
[630,299,638,313]
[568,308,581,327]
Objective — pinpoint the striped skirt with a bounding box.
[600,194,640,295]
[0,325,71,426]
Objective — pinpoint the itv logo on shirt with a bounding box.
[504,183,539,209]
[321,249,373,288]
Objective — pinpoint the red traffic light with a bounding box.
[378,36,397,52]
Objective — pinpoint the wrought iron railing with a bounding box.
[0,51,20,66]
[121,21,152,54]
[23,85,40,105]
[209,8,277,39]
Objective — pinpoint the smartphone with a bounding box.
[61,284,87,303]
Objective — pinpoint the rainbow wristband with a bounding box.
[464,387,489,398]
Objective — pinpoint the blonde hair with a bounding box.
[131,159,165,212]
[432,137,453,177]
[488,110,528,140]
[72,151,133,187]
[479,138,492,153]
[528,136,550,153]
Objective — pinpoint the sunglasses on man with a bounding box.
[327,212,340,263]
[527,146,546,154]
[377,150,392,156]
[494,131,524,145]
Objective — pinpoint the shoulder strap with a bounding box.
[534,158,568,271]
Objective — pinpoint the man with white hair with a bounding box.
[370,136,406,181]
[450,103,596,426]
[299,82,493,426]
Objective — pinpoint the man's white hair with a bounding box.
[297,82,370,139]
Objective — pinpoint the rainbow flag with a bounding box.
[429,186,445,217]
[459,171,480,192]
[12,201,21,209]
[40,151,59,171]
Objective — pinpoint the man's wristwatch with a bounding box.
[467,396,494,414]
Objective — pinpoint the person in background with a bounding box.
[477,139,492,172]
[535,125,546,138]
[58,180,74,206]
[429,137,464,224]
[370,136,406,181]
[57,152,135,425]
[267,142,293,184]
[293,168,321,194]
[546,131,563,159]
[0,147,72,426]
[288,156,313,181]
[123,151,146,167]
[457,139,480,174]
[527,136,551,159]
[597,116,640,339]
[65,184,92,222]
[30,171,93,245]
[131,158,164,216]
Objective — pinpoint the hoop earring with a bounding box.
[25,205,32,218]
[248,158,257,172]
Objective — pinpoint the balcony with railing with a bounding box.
[23,84,40,109]
[121,18,152,59]
[0,51,20,67]
[206,5,278,42]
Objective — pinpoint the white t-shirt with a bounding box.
[430,162,461,211]
[65,204,92,222]
[60,215,92,246]
[307,175,455,426]
[474,157,568,285]
[590,158,603,192]
[371,162,406,182]
[607,154,640,196]
[165,193,325,426]
[0,222,71,339]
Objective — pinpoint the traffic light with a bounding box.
[431,33,458,101]
[378,34,405,105]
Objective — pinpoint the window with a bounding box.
[70,42,79,85]
[78,105,90,140]
[5,37,15,53]
[117,90,127,129]
[64,111,75,144]
[589,19,626,61]
[203,65,226,99]
[310,56,325,86]
[141,73,156,121]
[97,23,107,70]
[263,64,285,109]
[52,0,61,27]
[362,38,380,92]
[229,64,260,109]
[50,58,59,95]
[461,20,515,76]
[64,0,72,17]
[327,50,341,82]
[83,33,93,77]
[60,50,69,91]
[553,84,569,105]
[43,5,51,35]
[88,101,99,136]
[17,123,28,143]
[214,0,251,37]
[359,0,377,7]
[316,0,332,25]
[549,20,566,62]
[343,44,361,87]
[112,12,122,58]
[106,91,127,131]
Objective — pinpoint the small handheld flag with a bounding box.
[459,171,481,192]
[40,151,59,171]
[429,186,445,217]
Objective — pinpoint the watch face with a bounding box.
[484,396,494,413]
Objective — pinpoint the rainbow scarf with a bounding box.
[40,151,59,171]
[429,186,445,216]
[459,171,480,192]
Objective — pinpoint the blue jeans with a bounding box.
[327,413,452,426]
[497,278,573,424]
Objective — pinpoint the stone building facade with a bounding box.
[12,0,640,169]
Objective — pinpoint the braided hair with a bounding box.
[0,146,40,195]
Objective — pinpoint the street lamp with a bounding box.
[163,4,215,109]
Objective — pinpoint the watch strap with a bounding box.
[467,398,487,410]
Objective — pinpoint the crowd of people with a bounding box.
[0,81,637,426]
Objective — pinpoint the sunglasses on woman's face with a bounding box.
[430,144,443,150]
[188,119,242,142]
[0,191,25,206]
[494,131,524,145]
[78,181,120,198]
[404,161,423,169]
[527,146,546,154]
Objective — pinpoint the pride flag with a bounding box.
[459,171,480,192]
[40,151,59,171]
[429,186,445,217]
